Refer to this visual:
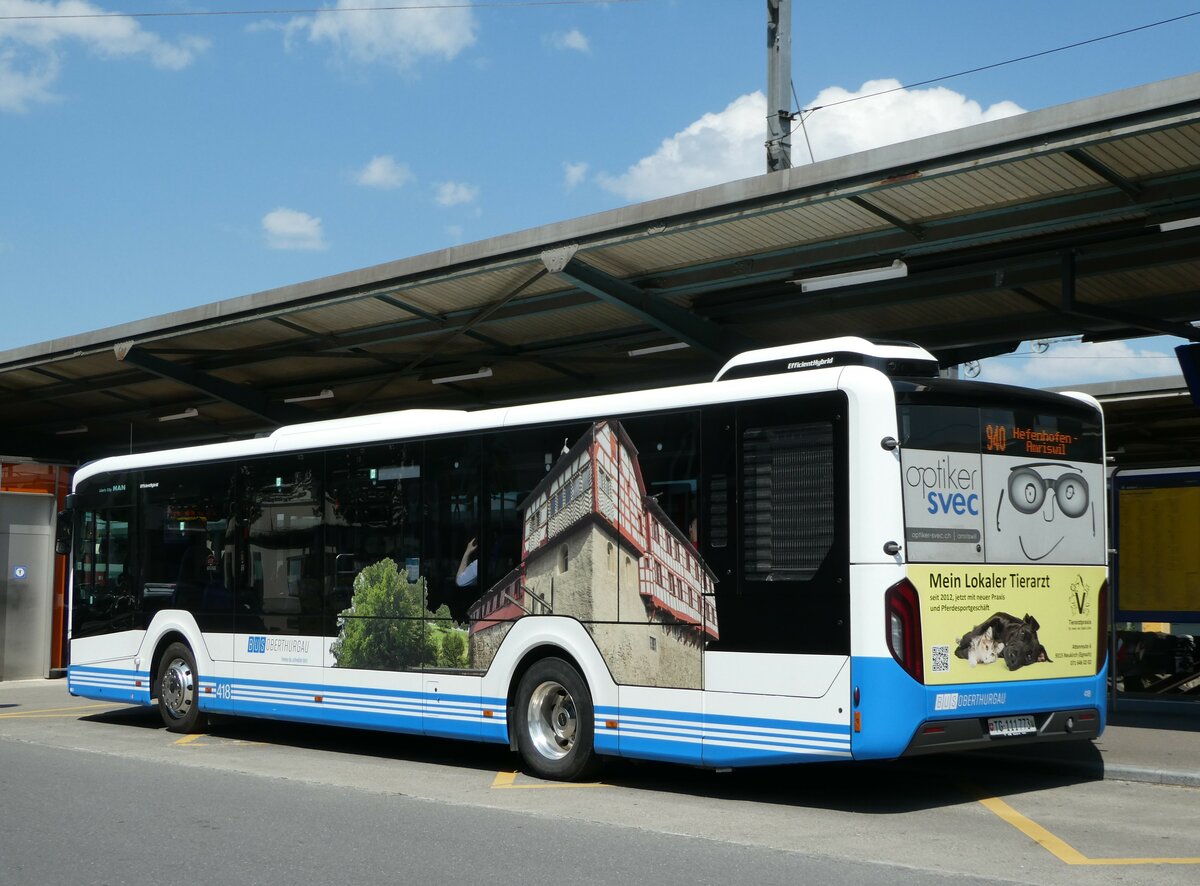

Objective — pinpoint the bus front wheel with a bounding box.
[156,642,208,734]
[514,658,598,781]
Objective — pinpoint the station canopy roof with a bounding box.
[3,74,1200,464]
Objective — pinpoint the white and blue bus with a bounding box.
[63,338,1108,780]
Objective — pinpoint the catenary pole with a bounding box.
[767,0,793,172]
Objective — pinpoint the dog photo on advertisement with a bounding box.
[955,612,1052,671]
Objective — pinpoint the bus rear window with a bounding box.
[897,391,1104,566]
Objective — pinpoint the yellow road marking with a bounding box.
[170,732,266,748]
[977,793,1200,865]
[976,795,1089,864]
[491,770,606,790]
[0,703,121,719]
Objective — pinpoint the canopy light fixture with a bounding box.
[55,425,88,436]
[158,407,198,423]
[283,388,334,403]
[628,342,691,357]
[432,367,493,385]
[794,259,908,293]
[1158,215,1200,233]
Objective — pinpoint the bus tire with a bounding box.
[156,642,208,734]
[514,657,598,781]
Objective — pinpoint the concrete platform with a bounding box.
[965,705,1200,788]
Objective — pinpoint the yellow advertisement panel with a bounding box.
[1117,486,1200,613]
[908,565,1106,685]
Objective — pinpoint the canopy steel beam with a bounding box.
[399,268,548,374]
[115,343,314,425]
[1059,251,1200,342]
[1066,148,1143,201]
[847,195,926,240]
[890,290,1200,353]
[541,246,756,360]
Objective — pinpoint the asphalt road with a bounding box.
[2,680,1198,886]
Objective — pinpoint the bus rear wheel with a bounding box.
[515,657,598,781]
[156,642,208,734]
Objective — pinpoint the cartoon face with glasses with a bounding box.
[994,462,1096,561]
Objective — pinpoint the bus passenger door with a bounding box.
[700,394,854,766]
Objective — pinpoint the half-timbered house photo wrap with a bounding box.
[468,419,718,688]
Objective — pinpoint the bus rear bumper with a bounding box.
[901,706,1101,756]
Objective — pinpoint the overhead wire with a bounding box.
[767,9,1200,148]
[10,2,1199,169]
[789,79,816,165]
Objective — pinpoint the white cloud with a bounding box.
[356,154,413,189]
[976,339,1183,387]
[799,79,1024,161]
[599,82,1026,203]
[262,208,328,251]
[0,0,209,112]
[563,161,589,190]
[547,28,589,53]
[434,180,478,207]
[598,92,763,202]
[291,0,477,70]
[0,49,59,112]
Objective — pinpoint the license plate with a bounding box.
[988,715,1036,737]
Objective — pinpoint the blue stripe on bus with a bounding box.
[597,704,853,767]
[849,655,1108,760]
[222,676,509,742]
[197,678,236,714]
[67,665,152,705]
[627,706,851,737]
[69,665,857,766]
[68,666,511,742]
[73,663,1092,769]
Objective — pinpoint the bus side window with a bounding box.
[235,454,323,637]
[711,394,850,656]
[424,437,481,622]
[138,463,237,633]
[741,422,835,583]
[71,503,134,639]
[323,442,423,641]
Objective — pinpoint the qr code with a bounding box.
[931,645,950,673]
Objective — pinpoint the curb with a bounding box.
[959,748,1200,790]
[1100,764,1200,789]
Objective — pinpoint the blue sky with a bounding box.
[2,1,1198,385]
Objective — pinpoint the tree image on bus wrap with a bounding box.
[330,558,468,670]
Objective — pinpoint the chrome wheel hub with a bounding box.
[527,680,577,760]
[161,657,195,720]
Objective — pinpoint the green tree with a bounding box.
[331,558,437,670]
[435,625,469,669]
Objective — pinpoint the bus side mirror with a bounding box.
[55,509,73,556]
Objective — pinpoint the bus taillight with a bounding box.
[885,578,924,683]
